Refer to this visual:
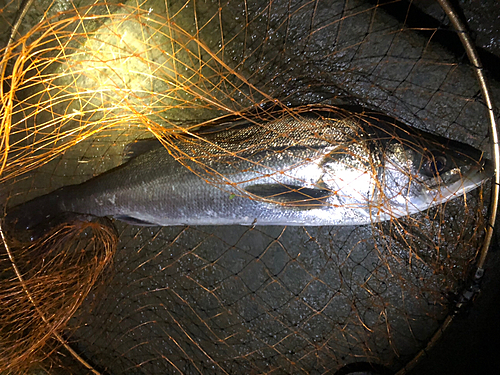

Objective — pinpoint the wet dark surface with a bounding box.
[409,246,500,375]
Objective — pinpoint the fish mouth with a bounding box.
[481,157,495,179]
[436,157,494,203]
[467,157,494,185]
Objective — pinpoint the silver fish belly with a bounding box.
[5,107,493,232]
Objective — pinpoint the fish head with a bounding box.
[381,133,494,217]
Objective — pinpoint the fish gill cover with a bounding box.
[0,0,495,374]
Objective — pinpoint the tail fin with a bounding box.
[3,187,86,240]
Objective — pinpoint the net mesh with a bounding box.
[0,0,494,374]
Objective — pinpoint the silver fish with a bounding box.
[5,107,493,233]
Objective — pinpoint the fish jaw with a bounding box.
[419,159,493,209]
[380,158,494,219]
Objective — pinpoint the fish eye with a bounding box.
[422,154,448,177]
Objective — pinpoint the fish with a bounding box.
[4,106,493,235]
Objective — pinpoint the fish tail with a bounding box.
[4,187,82,238]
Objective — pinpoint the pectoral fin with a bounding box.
[245,184,330,206]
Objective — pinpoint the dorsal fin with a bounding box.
[123,138,165,161]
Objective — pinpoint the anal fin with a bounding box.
[114,215,157,226]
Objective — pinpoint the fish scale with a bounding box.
[5,107,493,236]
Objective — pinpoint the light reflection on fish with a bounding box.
[5,106,493,234]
